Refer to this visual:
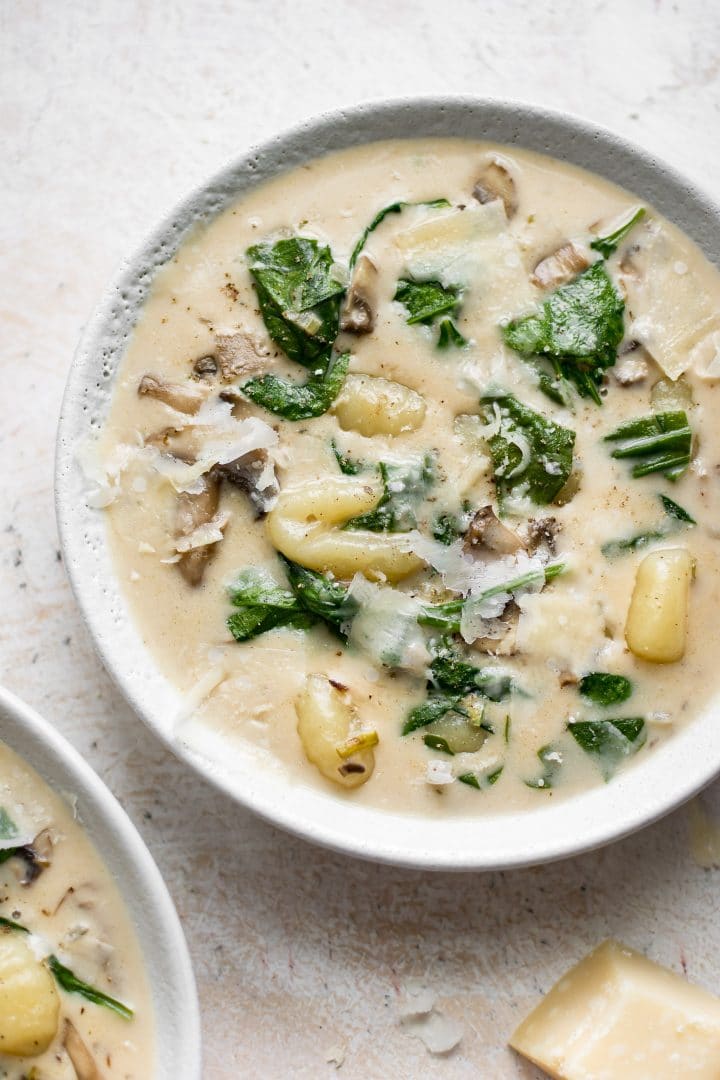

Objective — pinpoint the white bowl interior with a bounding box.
[56,97,720,870]
[0,685,201,1077]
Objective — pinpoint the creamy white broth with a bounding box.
[94,138,720,815]
[0,742,154,1076]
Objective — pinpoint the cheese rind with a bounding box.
[509,939,720,1079]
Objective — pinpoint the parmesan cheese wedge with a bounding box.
[510,939,720,1079]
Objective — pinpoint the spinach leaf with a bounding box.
[350,198,450,268]
[579,673,633,706]
[437,318,467,350]
[419,562,565,634]
[481,394,575,506]
[458,766,503,790]
[525,744,563,790]
[227,570,315,642]
[429,641,513,701]
[569,717,646,780]
[604,410,692,479]
[48,955,134,1020]
[403,694,462,735]
[423,734,455,755]
[590,207,646,259]
[243,352,349,421]
[282,558,358,632]
[247,237,345,368]
[0,809,18,841]
[346,455,434,532]
[502,262,625,404]
[331,440,365,476]
[432,504,472,545]
[395,278,460,324]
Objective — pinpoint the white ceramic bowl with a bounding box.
[0,685,202,1076]
[56,97,720,871]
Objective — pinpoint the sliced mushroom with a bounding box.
[558,670,579,688]
[193,354,219,379]
[531,242,591,289]
[175,473,222,587]
[526,516,560,556]
[215,329,270,381]
[613,342,650,386]
[64,1018,103,1080]
[340,254,377,335]
[10,828,54,886]
[213,448,279,516]
[138,374,209,415]
[464,506,524,556]
[473,155,518,219]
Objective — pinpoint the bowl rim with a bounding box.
[55,95,720,871]
[0,684,202,1076]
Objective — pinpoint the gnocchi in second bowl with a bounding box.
[87,138,720,816]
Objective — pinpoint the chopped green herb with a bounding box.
[457,766,503,790]
[659,494,696,524]
[346,455,434,532]
[590,207,646,259]
[331,440,365,475]
[282,558,358,632]
[481,394,575,506]
[601,492,696,558]
[247,237,344,368]
[0,916,28,933]
[525,744,563,790]
[227,570,314,642]
[569,717,646,780]
[349,198,450,268]
[47,955,134,1020]
[243,352,349,421]
[423,734,455,755]
[502,262,625,404]
[604,410,692,480]
[432,504,472,545]
[579,673,633,707]
[437,318,467,350]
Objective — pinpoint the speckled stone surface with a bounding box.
[3,2,720,1076]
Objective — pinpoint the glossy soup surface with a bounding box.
[92,139,720,816]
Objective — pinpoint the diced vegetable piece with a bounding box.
[333,373,426,436]
[424,710,488,754]
[295,675,375,788]
[625,548,694,663]
[510,940,720,1080]
[0,930,59,1057]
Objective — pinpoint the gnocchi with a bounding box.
[265,475,424,582]
[333,373,426,436]
[625,548,694,663]
[295,674,376,787]
[0,931,59,1057]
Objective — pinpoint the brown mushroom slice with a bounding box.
[473,156,518,219]
[526,516,560,556]
[215,330,270,381]
[340,254,377,335]
[175,473,222,587]
[464,506,524,556]
[64,1018,104,1080]
[192,354,219,379]
[531,242,591,289]
[138,374,209,415]
[213,448,279,516]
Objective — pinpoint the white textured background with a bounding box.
[3,2,720,1076]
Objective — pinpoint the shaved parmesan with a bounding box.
[174,509,230,553]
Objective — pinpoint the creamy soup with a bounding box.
[90,138,720,815]
[0,741,154,1076]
